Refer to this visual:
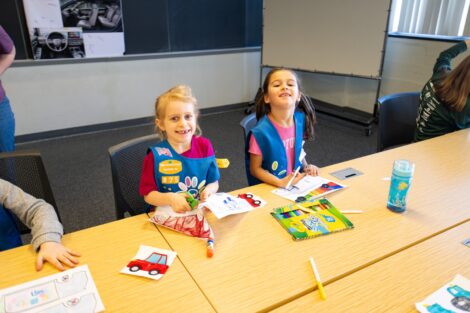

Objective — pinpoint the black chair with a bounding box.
[239,113,257,145]
[108,134,160,219]
[0,150,60,234]
[377,92,420,152]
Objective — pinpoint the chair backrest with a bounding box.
[240,113,257,144]
[0,150,60,234]
[108,134,160,219]
[377,92,420,152]
[240,113,259,185]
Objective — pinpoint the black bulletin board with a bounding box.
[1,0,262,60]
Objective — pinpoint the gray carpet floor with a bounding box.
[17,108,377,233]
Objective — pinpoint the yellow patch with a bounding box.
[272,161,278,171]
[162,176,179,184]
[159,160,182,175]
[398,182,408,190]
[216,158,230,168]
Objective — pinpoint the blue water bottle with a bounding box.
[387,159,415,213]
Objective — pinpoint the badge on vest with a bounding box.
[156,147,173,157]
[272,161,278,171]
[159,160,182,175]
[162,176,180,184]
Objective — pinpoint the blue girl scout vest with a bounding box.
[150,139,220,199]
[245,111,305,186]
[0,204,22,251]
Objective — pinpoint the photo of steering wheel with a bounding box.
[46,32,68,52]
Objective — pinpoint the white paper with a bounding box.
[23,0,63,29]
[84,33,125,58]
[272,175,345,202]
[416,275,470,313]
[202,193,255,219]
[121,245,177,281]
[0,265,104,312]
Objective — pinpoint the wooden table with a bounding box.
[273,221,470,313]
[0,214,215,313]
[156,129,470,312]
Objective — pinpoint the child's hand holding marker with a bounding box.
[284,166,305,189]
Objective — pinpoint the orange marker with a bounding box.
[207,239,214,257]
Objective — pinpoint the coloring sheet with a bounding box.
[202,193,256,219]
[416,275,470,313]
[150,207,214,239]
[272,175,345,202]
[0,265,104,313]
[121,245,177,281]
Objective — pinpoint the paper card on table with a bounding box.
[272,175,346,202]
[121,245,177,281]
[416,274,470,313]
[202,193,255,219]
[237,192,266,208]
[271,198,354,240]
[0,265,104,312]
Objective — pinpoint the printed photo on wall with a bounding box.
[31,27,85,59]
[60,0,123,32]
[23,0,125,59]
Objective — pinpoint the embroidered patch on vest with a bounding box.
[162,176,180,184]
[159,160,182,174]
[155,147,173,157]
[272,161,278,171]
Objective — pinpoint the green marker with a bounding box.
[186,192,199,210]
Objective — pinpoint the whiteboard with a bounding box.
[262,0,391,78]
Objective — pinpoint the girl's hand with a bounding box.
[303,164,319,176]
[200,189,212,202]
[199,182,219,202]
[280,171,305,188]
[170,193,191,212]
[36,242,81,271]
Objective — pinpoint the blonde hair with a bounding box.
[154,85,202,139]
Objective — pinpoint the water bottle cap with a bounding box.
[392,159,415,177]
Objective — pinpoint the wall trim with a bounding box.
[16,102,249,143]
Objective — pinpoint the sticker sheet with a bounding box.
[0,265,104,313]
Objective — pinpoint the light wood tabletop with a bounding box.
[0,214,215,313]
[156,129,470,312]
[273,221,470,313]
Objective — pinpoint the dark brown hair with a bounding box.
[434,54,470,112]
[255,68,316,140]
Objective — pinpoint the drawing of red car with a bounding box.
[127,252,169,275]
[238,193,261,207]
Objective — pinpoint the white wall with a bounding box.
[5,37,466,136]
[294,37,468,113]
[4,51,261,136]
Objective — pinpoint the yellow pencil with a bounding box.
[309,256,327,300]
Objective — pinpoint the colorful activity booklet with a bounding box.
[416,274,470,313]
[271,198,354,240]
[272,175,345,202]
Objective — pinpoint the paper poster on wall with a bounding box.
[23,0,125,59]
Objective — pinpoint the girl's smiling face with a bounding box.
[264,70,301,110]
[156,100,196,148]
